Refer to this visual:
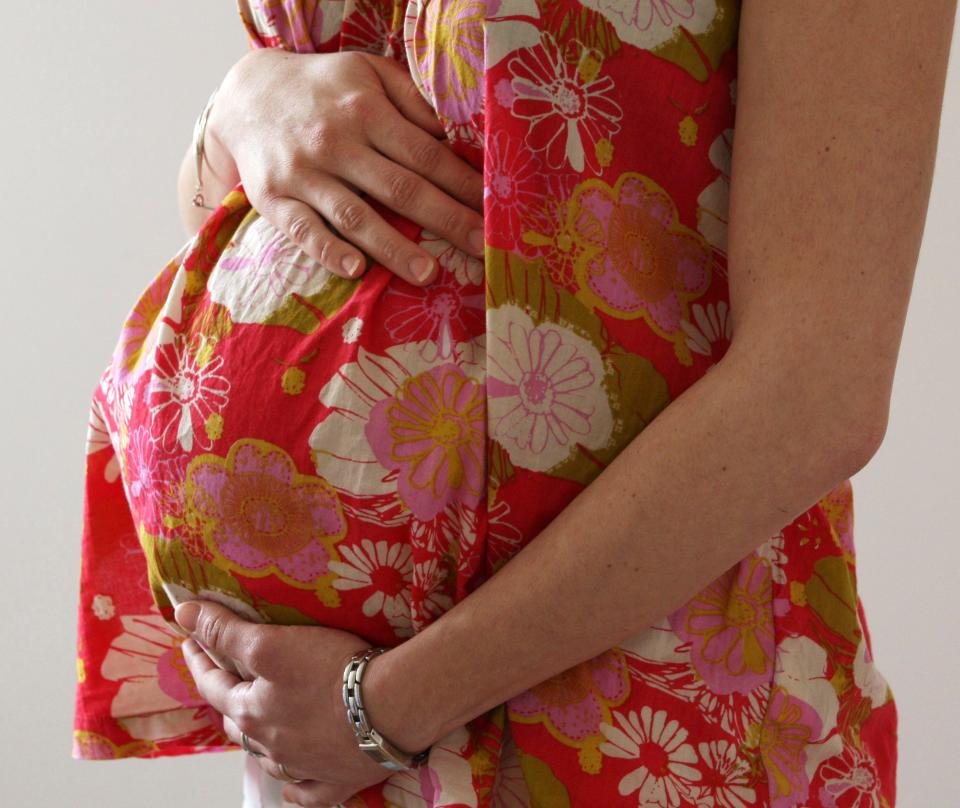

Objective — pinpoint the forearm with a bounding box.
[363,338,882,753]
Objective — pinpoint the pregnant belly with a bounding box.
[109,189,491,647]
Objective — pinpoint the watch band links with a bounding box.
[341,646,431,772]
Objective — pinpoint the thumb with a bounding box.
[174,600,252,667]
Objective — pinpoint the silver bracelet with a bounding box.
[191,84,220,211]
[341,647,431,772]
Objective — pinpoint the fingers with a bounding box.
[265,196,367,280]
[366,54,446,137]
[221,714,270,758]
[368,109,484,214]
[181,638,255,721]
[328,144,484,270]
[175,600,278,678]
[292,168,442,286]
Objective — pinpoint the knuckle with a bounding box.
[258,176,281,201]
[285,215,315,247]
[197,613,225,652]
[232,703,257,736]
[376,236,405,267]
[329,198,366,233]
[244,631,275,673]
[386,171,419,208]
[303,122,339,155]
[336,91,371,121]
[457,168,481,203]
[407,137,442,173]
[256,724,279,751]
[404,77,429,107]
[439,207,464,238]
[311,237,334,269]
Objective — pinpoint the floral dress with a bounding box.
[73,1,899,806]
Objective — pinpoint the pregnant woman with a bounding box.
[73,2,957,807]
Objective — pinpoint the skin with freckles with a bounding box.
[172,2,957,805]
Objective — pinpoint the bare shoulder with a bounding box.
[725,1,958,427]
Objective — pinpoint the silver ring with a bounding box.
[277,762,303,783]
[241,731,265,759]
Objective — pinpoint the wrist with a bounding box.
[203,94,240,191]
[357,644,443,756]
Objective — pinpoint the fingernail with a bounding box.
[174,602,201,633]
[341,254,362,276]
[409,256,434,282]
[468,228,484,255]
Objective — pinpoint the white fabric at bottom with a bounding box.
[242,752,290,808]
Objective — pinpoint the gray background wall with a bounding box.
[1,2,957,805]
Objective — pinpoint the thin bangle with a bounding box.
[192,85,220,211]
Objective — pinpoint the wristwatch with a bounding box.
[341,646,431,772]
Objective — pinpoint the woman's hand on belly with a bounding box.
[175,600,422,806]
[207,47,486,286]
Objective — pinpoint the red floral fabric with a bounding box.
[74,2,898,805]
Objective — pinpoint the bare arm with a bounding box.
[361,0,958,753]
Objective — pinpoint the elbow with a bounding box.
[834,408,888,478]
[813,384,891,481]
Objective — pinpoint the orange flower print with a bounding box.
[669,555,786,695]
[185,439,347,589]
[508,649,631,770]
[569,172,713,364]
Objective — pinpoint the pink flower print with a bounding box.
[494,76,516,108]
[817,744,882,808]
[366,364,485,522]
[382,273,484,362]
[253,0,327,53]
[754,686,822,808]
[184,439,347,589]
[598,704,702,805]
[406,0,486,124]
[381,724,477,807]
[484,129,543,251]
[669,554,783,696]
[507,30,623,173]
[342,0,396,56]
[147,336,230,454]
[123,425,168,533]
[102,612,219,743]
[508,650,630,743]
[487,304,613,472]
[209,216,330,324]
